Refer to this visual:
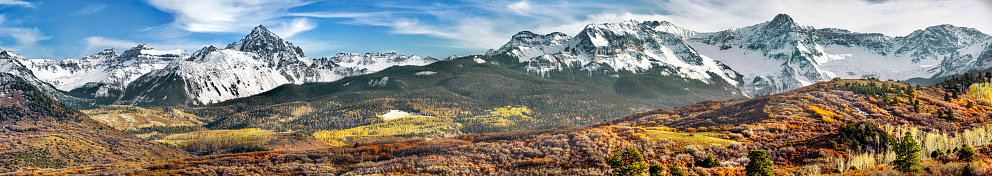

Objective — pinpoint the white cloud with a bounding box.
[289,12,388,18]
[0,27,53,58]
[273,18,316,38]
[507,1,530,15]
[0,27,50,48]
[146,0,311,33]
[0,0,33,8]
[75,3,107,15]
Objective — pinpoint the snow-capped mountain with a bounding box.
[0,50,97,108]
[114,25,437,106]
[488,14,992,97]
[326,52,438,77]
[489,20,743,88]
[0,25,438,108]
[690,14,991,96]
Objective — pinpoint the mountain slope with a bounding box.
[0,76,190,172]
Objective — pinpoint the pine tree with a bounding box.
[959,144,976,162]
[648,164,664,176]
[668,164,688,176]
[696,155,721,168]
[931,150,943,158]
[745,150,775,176]
[892,132,921,173]
[945,93,952,101]
[604,147,647,176]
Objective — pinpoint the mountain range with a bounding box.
[1,14,989,110]
[487,14,991,97]
[0,25,438,109]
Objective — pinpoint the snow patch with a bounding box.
[414,71,436,76]
[369,77,390,87]
[380,110,427,121]
[474,58,486,63]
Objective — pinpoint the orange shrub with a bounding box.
[807,106,841,123]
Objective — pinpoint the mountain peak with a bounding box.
[98,48,120,55]
[771,14,794,24]
[760,13,804,31]
[128,44,154,51]
[226,25,306,58]
[249,25,274,36]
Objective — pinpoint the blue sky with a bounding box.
[0,0,990,60]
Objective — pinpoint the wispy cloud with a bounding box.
[146,0,312,33]
[75,3,107,15]
[0,14,55,58]
[272,18,316,38]
[0,0,34,8]
[289,12,388,18]
[507,0,530,15]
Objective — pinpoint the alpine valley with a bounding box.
[2,13,992,175]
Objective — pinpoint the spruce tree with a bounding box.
[668,164,688,176]
[892,132,921,173]
[745,150,775,176]
[696,155,721,168]
[959,144,976,162]
[648,164,664,176]
[604,147,647,176]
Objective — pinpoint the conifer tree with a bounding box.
[959,144,976,162]
[892,132,921,173]
[648,164,664,176]
[745,150,774,176]
[668,164,688,176]
[604,147,647,176]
